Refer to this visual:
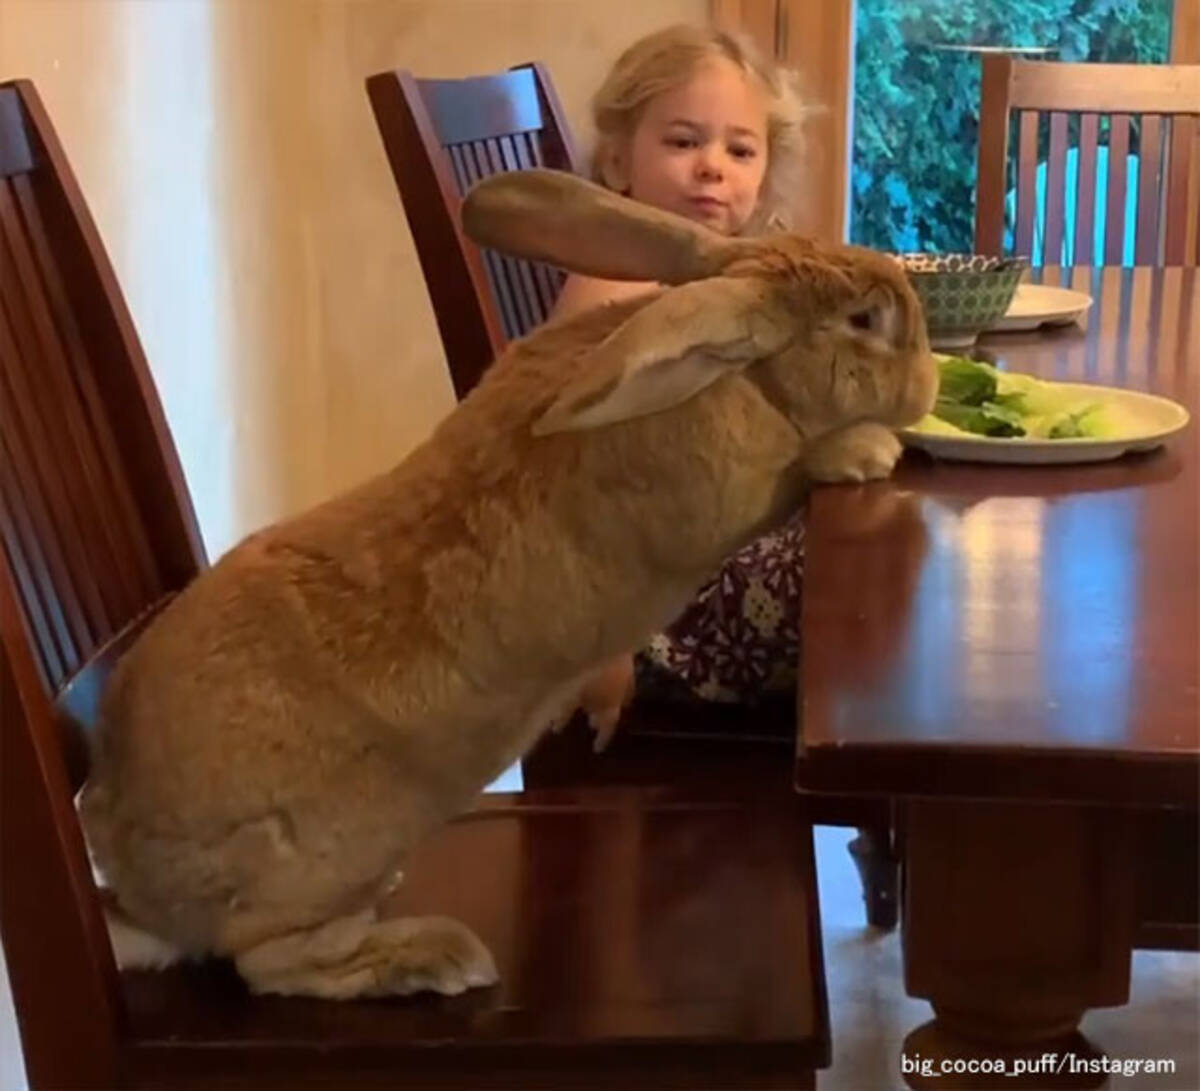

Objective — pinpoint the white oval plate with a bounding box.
[900,382,1190,465]
[988,283,1093,333]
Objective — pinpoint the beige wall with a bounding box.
[1,0,706,557]
[1,0,232,541]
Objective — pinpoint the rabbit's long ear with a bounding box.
[534,277,792,435]
[461,169,753,285]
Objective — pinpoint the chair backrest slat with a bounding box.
[1195,118,1200,266]
[1136,115,1164,265]
[1075,112,1100,266]
[444,141,470,192]
[0,439,79,679]
[1104,113,1131,265]
[1015,110,1039,257]
[1044,111,1069,264]
[975,57,1199,267]
[514,127,540,168]
[495,131,519,172]
[367,62,581,398]
[530,251,560,317]
[1164,115,1197,266]
[500,251,536,333]
[484,250,522,340]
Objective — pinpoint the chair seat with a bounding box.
[120,788,828,1089]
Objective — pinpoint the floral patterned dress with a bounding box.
[633,512,805,706]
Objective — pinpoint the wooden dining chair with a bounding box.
[367,63,579,399]
[365,61,900,930]
[1,77,831,1089]
[975,56,1200,266]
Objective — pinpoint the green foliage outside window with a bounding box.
[850,0,1173,253]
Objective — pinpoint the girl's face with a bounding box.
[615,57,769,235]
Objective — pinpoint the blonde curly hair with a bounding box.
[590,24,808,235]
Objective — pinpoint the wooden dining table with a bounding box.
[795,266,1198,1089]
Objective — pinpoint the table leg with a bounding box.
[900,799,1136,1090]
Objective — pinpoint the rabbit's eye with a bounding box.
[847,301,898,341]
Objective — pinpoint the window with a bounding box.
[849,0,1174,255]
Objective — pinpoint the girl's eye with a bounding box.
[665,135,696,149]
[730,145,757,161]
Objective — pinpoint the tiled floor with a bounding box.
[2,802,1196,1090]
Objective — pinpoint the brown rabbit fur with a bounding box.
[80,170,936,999]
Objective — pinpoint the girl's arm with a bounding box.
[551,273,659,321]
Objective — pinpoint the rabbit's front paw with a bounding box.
[804,422,902,484]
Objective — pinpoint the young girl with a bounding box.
[561,24,810,742]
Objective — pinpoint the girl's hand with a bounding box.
[575,653,636,751]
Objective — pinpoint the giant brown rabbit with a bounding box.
[81,169,937,999]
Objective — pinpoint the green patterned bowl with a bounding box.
[898,253,1028,348]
